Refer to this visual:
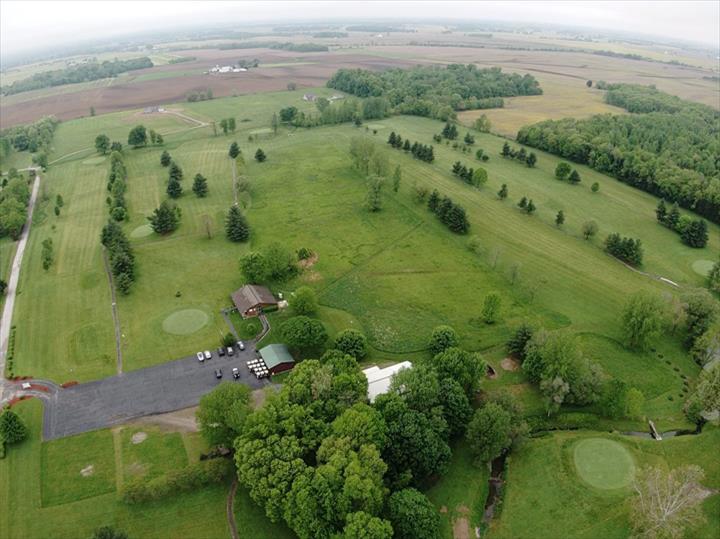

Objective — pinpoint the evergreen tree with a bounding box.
[403,139,411,152]
[518,196,527,209]
[168,161,183,183]
[229,142,240,159]
[0,408,28,444]
[498,183,508,200]
[555,210,565,227]
[501,142,511,157]
[388,131,397,146]
[666,203,681,230]
[148,200,180,234]
[568,169,581,185]
[464,132,475,145]
[155,134,164,145]
[655,199,667,223]
[681,219,709,248]
[254,148,267,162]
[392,165,402,193]
[428,189,441,212]
[526,152,537,167]
[364,176,384,212]
[225,205,250,242]
[192,173,208,197]
[167,177,183,198]
[160,150,171,167]
[526,199,536,214]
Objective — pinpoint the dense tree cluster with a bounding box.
[451,161,488,188]
[219,117,236,135]
[605,233,643,266]
[655,200,709,248]
[500,142,536,168]
[516,84,720,223]
[0,116,58,154]
[101,220,135,294]
[1,57,153,95]
[239,242,298,283]
[327,65,541,120]
[186,88,214,102]
[0,173,31,240]
[283,97,388,129]
[386,131,434,163]
[441,122,458,140]
[427,189,470,234]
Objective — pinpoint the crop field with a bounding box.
[0,399,289,539]
[488,428,720,539]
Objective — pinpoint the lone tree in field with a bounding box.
[555,162,571,181]
[518,196,528,209]
[127,125,147,148]
[0,407,28,445]
[95,134,110,154]
[225,205,249,242]
[482,292,502,324]
[334,329,369,360]
[148,200,180,234]
[568,169,581,185]
[290,286,318,315]
[497,183,508,200]
[630,465,707,539]
[525,199,536,214]
[621,291,666,351]
[254,148,267,162]
[192,173,208,197]
[228,142,240,159]
[392,165,402,193]
[591,182,600,193]
[555,210,565,227]
[582,220,598,240]
[160,150,171,167]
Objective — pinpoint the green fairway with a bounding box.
[81,156,107,166]
[692,259,716,277]
[162,308,211,335]
[573,438,635,490]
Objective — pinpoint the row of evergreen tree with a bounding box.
[451,161,488,188]
[655,200,709,248]
[107,151,128,222]
[101,220,135,295]
[605,233,643,267]
[501,142,537,167]
[386,131,434,162]
[427,190,470,234]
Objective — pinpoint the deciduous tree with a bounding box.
[387,489,440,539]
[197,382,251,448]
[621,291,666,351]
[466,402,512,463]
[334,329,368,359]
[291,286,318,315]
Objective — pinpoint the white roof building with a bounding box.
[363,361,412,403]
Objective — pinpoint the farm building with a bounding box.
[303,93,317,102]
[258,344,296,375]
[363,361,412,402]
[231,284,278,318]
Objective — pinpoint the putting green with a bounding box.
[692,259,715,277]
[162,309,209,335]
[81,156,106,166]
[573,438,635,490]
[130,224,154,238]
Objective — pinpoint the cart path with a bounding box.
[0,170,40,404]
[227,479,240,539]
[102,247,124,374]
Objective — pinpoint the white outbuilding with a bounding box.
[363,361,412,402]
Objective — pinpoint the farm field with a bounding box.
[488,428,720,539]
[0,398,290,539]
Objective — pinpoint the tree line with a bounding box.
[101,220,135,295]
[0,116,58,155]
[279,96,388,129]
[451,161,487,188]
[516,84,720,223]
[386,131,434,163]
[0,170,31,240]
[501,142,537,168]
[2,57,153,95]
[218,41,328,52]
[327,64,542,121]
[427,189,470,234]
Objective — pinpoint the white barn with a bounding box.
[363,361,412,403]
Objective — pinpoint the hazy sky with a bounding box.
[2,0,719,58]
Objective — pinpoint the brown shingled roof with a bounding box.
[231,285,277,314]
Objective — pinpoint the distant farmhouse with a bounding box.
[363,362,412,402]
[231,284,278,318]
[209,64,248,74]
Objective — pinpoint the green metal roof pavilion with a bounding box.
[259,344,295,371]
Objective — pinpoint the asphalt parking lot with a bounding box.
[42,345,267,440]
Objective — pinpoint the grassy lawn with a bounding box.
[426,440,489,539]
[488,427,720,539]
[0,399,288,539]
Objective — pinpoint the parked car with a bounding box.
[217,347,226,357]
[237,340,245,351]
[203,350,212,360]
[227,346,234,356]
[196,352,205,362]
[214,368,223,379]
[232,367,240,379]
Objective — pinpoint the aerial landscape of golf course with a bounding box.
[0,5,719,539]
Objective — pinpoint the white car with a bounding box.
[237,341,245,351]
[203,350,212,360]
[227,346,234,356]
[196,352,205,362]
